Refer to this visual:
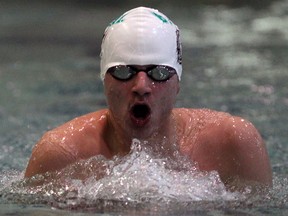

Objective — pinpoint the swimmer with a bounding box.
[25,7,272,191]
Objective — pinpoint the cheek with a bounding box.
[106,86,119,98]
[160,82,179,101]
[105,82,131,110]
[106,87,123,106]
[161,93,177,109]
[104,79,122,102]
[155,85,178,111]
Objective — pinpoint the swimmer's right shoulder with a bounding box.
[53,109,110,131]
[69,109,109,123]
[24,109,111,178]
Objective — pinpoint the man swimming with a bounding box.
[25,7,272,191]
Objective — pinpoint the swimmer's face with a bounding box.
[104,65,180,139]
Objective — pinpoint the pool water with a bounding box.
[1,1,288,215]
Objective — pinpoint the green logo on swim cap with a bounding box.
[151,12,172,24]
[109,14,126,26]
[109,10,172,26]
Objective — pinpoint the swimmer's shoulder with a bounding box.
[174,108,272,187]
[25,109,111,177]
[48,108,111,153]
[173,107,258,135]
[174,108,265,156]
[51,109,110,133]
[173,108,231,125]
[65,109,109,125]
[173,108,230,150]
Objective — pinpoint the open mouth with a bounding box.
[130,104,151,126]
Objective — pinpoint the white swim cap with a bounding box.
[100,7,182,81]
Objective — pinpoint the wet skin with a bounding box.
[25,67,272,191]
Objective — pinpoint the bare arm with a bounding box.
[192,116,272,191]
[24,110,111,178]
[24,131,78,178]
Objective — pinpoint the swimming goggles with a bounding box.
[107,65,177,82]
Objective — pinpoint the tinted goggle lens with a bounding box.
[107,65,177,81]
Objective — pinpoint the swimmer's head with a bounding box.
[100,7,182,81]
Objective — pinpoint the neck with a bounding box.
[106,114,131,156]
[106,111,179,157]
[139,115,178,154]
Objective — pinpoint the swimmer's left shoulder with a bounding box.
[173,108,231,121]
[220,114,261,140]
[200,109,259,136]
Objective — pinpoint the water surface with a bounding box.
[1,1,288,215]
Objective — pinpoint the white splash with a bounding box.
[72,139,241,202]
[0,139,243,206]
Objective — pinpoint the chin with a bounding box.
[129,127,155,140]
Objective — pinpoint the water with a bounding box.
[1,0,288,215]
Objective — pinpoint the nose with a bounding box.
[131,71,152,97]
